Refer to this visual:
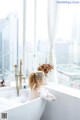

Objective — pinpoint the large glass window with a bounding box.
[25,0,80,90]
[0,0,23,80]
[55,3,80,89]
[0,0,80,91]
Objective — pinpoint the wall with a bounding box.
[41,88,80,120]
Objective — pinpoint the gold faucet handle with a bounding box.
[20,59,22,65]
[14,65,18,76]
[14,65,17,68]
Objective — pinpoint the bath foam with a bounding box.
[0,89,46,120]
[0,95,29,112]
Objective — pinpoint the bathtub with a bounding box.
[41,83,80,120]
[0,89,46,120]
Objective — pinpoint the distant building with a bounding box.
[0,14,18,77]
[55,42,71,64]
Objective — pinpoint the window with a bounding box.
[1,0,80,91]
[55,3,80,89]
[0,0,23,80]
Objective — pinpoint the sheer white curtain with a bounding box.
[35,0,49,66]
[47,0,59,82]
[22,0,35,77]
[24,0,59,79]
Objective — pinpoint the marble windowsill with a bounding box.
[45,82,80,99]
[0,81,28,92]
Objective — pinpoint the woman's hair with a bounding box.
[38,64,54,75]
[29,71,44,89]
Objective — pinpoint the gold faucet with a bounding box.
[14,59,24,96]
[14,65,19,96]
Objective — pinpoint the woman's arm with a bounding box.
[40,88,56,102]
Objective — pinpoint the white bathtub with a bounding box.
[0,89,46,120]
